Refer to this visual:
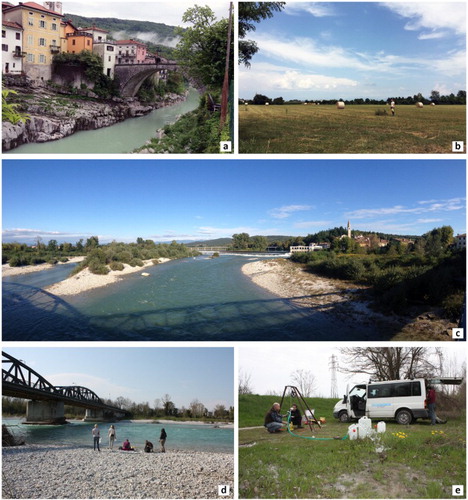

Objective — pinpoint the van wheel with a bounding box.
[339,411,349,423]
[396,409,412,425]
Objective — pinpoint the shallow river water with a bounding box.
[3,418,233,453]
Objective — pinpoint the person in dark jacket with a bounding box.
[290,404,303,428]
[159,428,167,452]
[144,440,154,452]
[264,402,284,433]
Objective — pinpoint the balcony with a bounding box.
[12,50,26,58]
[49,45,60,54]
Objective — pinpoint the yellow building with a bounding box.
[3,1,63,81]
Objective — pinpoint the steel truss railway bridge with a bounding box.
[2,351,129,424]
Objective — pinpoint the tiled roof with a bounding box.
[81,26,109,33]
[2,19,23,29]
[116,39,146,46]
[6,1,62,16]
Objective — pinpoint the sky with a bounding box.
[239,2,466,101]
[2,159,465,243]
[239,344,466,398]
[4,347,234,409]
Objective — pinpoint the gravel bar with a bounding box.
[2,445,234,499]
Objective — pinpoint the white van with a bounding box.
[333,377,463,425]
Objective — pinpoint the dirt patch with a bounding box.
[330,463,427,498]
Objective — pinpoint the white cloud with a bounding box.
[346,198,465,219]
[269,205,313,219]
[382,3,466,35]
[284,3,337,18]
[418,31,447,40]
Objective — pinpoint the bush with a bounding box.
[129,258,144,267]
[59,257,69,263]
[88,259,109,275]
[47,259,58,265]
[442,292,464,322]
[109,261,125,271]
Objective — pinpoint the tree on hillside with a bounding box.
[232,232,251,250]
[339,347,441,381]
[238,2,285,66]
[239,370,253,394]
[174,5,233,89]
[290,369,317,397]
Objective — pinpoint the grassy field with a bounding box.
[239,394,466,498]
[239,104,466,154]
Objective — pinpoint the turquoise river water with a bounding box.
[2,254,380,341]
[3,418,233,453]
[6,88,200,154]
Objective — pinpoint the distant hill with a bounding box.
[185,236,295,247]
[63,13,181,55]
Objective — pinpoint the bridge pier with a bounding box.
[26,400,66,425]
[82,408,106,422]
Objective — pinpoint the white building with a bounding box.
[81,26,116,78]
[455,234,466,249]
[2,20,24,74]
[290,244,325,253]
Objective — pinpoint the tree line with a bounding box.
[243,90,466,106]
[2,393,234,421]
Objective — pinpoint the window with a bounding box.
[2,30,5,38]
[39,38,46,46]
[108,56,111,62]
[72,39,76,46]
[393,383,411,397]
[106,45,114,52]
[40,20,46,28]
[368,384,393,398]
[27,53,34,62]
[2,44,8,51]
[39,54,46,63]
[51,23,57,31]
[16,33,21,40]
[28,17,34,26]
[368,382,421,398]
[86,40,90,46]
[27,35,33,46]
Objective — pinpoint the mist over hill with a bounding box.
[63,13,181,51]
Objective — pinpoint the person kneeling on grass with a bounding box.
[264,402,284,433]
[290,404,303,428]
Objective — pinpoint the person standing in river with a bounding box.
[108,424,116,450]
[159,428,167,452]
[92,424,100,451]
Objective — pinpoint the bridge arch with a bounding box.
[114,61,179,97]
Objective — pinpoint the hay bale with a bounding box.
[336,101,345,109]
[431,102,435,106]
[416,102,424,108]
[265,102,269,105]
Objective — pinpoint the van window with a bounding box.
[368,381,421,398]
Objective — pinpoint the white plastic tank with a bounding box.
[376,421,386,433]
[348,424,358,440]
[358,416,372,438]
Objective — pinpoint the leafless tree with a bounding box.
[189,398,205,418]
[290,369,317,397]
[239,370,253,394]
[339,347,440,381]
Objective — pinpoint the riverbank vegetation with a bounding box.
[2,237,198,275]
[290,226,465,321]
[139,5,234,153]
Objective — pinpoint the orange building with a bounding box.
[61,19,92,54]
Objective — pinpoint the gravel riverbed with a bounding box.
[2,445,234,499]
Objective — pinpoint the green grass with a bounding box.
[239,394,466,498]
[239,104,466,153]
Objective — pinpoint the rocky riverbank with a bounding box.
[242,259,456,340]
[2,85,187,151]
[2,445,234,499]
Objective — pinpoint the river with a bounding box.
[3,418,233,453]
[6,88,200,154]
[2,254,373,341]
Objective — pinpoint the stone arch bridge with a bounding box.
[114,60,179,97]
[2,351,129,424]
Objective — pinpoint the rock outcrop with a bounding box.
[2,87,187,151]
